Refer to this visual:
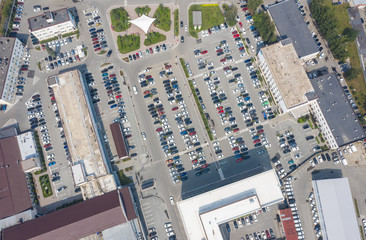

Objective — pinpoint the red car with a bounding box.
[156,127,162,132]
[189,131,196,136]
[92,37,98,41]
[253,139,261,144]
[239,47,245,51]
[201,164,209,169]
[125,135,132,139]
[51,96,55,101]
[232,30,238,35]
[21,67,28,71]
[41,44,45,50]
[136,53,139,59]
[165,64,172,69]
[216,49,223,53]
[223,66,230,71]
[257,129,264,134]
[266,230,270,239]
[243,7,248,11]
[94,47,101,52]
[92,41,99,45]
[192,159,198,163]
[232,146,239,151]
[233,34,240,38]
[14,18,21,21]
[158,111,165,115]
[17,2,23,5]
[145,75,152,79]
[107,90,113,94]
[76,55,80,61]
[144,90,150,95]
[236,158,244,162]
[239,22,243,27]
[44,144,51,148]
[233,128,239,132]
[149,48,153,53]
[220,58,226,62]
[201,50,208,55]
[217,106,223,110]
[218,110,224,114]
[116,95,122,99]
[110,74,116,78]
[172,107,178,111]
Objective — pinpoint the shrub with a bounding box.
[153,4,171,31]
[110,7,130,32]
[117,34,140,54]
[144,31,166,46]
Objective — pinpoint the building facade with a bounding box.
[0,37,24,105]
[28,8,77,41]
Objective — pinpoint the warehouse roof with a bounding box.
[28,8,71,32]
[177,170,283,240]
[269,0,319,58]
[311,73,365,146]
[2,188,137,240]
[312,178,360,240]
[110,122,128,159]
[0,37,16,98]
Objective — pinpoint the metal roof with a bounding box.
[0,37,16,99]
[28,8,71,32]
[311,73,365,146]
[110,122,128,159]
[269,0,319,58]
[312,178,361,240]
[192,11,202,25]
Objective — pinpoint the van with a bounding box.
[133,86,138,94]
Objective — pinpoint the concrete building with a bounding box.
[309,73,365,149]
[110,122,129,161]
[28,8,77,41]
[0,37,24,104]
[258,40,316,117]
[279,209,298,240]
[192,11,202,27]
[312,178,360,240]
[268,0,319,60]
[177,170,284,240]
[49,70,116,200]
[1,187,141,240]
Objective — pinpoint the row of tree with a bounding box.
[222,4,238,26]
[253,12,277,44]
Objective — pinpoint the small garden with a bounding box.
[117,34,140,54]
[39,174,53,198]
[33,131,47,175]
[189,4,225,38]
[117,170,133,186]
[153,4,171,31]
[110,7,130,32]
[144,31,166,46]
[135,6,151,16]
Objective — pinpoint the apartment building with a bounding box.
[28,8,77,41]
[0,37,24,105]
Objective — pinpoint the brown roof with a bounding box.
[110,122,128,159]
[279,208,298,240]
[2,187,137,240]
[0,136,32,219]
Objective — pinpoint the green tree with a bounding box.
[248,0,263,11]
[45,45,56,58]
[223,4,238,26]
[253,12,277,44]
[344,68,361,80]
[343,27,359,42]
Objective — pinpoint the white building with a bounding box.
[258,40,316,117]
[0,37,24,104]
[177,170,284,240]
[28,8,77,41]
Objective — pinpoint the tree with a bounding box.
[343,27,359,42]
[344,68,361,80]
[253,12,277,44]
[45,45,56,58]
[248,0,263,11]
[223,4,238,26]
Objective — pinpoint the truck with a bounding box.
[350,144,357,152]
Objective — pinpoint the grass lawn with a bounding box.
[153,4,171,32]
[135,6,151,16]
[39,174,53,198]
[110,7,130,32]
[117,170,133,186]
[323,0,366,116]
[174,9,179,36]
[117,34,140,54]
[189,4,225,38]
[0,0,14,36]
[144,31,166,46]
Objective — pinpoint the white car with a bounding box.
[141,132,146,140]
[170,196,175,205]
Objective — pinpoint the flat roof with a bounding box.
[0,37,16,98]
[0,136,32,219]
[16,132,37,160]
[260,41,313,108]
[177,170,283,240]
[269,0,319,58]
[51,70,107,177]
[28,8,71,32]
[311,73,365,146]
[2,188,137,240]
[279,209,298,240]
[71,164,86,185]
[312,178,360,240]
[192,11,202,25]
[110,122,128,159]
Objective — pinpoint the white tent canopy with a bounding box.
[129,15,156,34]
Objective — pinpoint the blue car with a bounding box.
[180,130,188,135]
[110,104,117,109]
[250,26,256,30]
[102,73,108,77]
[89,28,96,32]
[173,156,180,160]
[48,161,56,166]
[180,172,187,177]
[64,145,68,149]
[246,16,252,20]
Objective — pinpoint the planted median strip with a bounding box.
[39,174,53,198]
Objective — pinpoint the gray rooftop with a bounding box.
[312,178,361,240]
[0,37,16,98]
[192,11,202,26]
[28,8,71,32]
[269,0,319,58]
[311,73,365,146]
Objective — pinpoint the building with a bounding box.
[0,37,24,104]
[177,170,284,240]
[258,40,315,117]
[268,0,319,60]
[312,178,360,240]
[49,70,116,200]
[0,126,40,230]
[110,122,129,160]
[192,11,202,28]
[1,187,141,240]
[28,8,77,41]
[309,73,365,149]
[279,209,298,240]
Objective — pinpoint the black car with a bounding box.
[181,36,184,43]
[306,135,314,141]
[107,50,112,57]
[180,21,183,27]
